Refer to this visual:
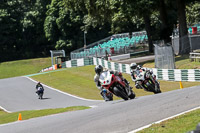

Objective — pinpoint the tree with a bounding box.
[0,0,23,61]
[186,1,200,26]
[124,0,156,53]
[0,0,50,62]
[176,0,190,54]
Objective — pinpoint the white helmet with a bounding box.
[130,63,137,69]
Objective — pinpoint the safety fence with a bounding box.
[41,57,200,82]
[93,57,200,82]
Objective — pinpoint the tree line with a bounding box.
[0,0,199,62]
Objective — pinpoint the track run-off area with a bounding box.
[0,76,200,133]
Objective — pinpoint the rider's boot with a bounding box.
[101,89,110,101]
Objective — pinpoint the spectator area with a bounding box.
[70,31,148,59]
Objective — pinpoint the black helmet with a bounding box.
[130,63,137,69]
[95,65,103,75]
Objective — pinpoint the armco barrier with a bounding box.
[93,57,200,82]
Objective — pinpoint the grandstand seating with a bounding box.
[70,31,148,59]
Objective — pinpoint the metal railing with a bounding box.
[70,31,148,59]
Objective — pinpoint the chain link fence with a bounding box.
[171,25,200,55]
[154,41,175,69]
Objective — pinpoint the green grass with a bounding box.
[138,109,200,133]
[0,106,90,124]
[1,55,200,129]
[31,65,200,99]
[0,57,52,79]
[142,54,200,69]
[31,65,103,100]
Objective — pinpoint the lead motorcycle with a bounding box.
[99,71,135,100]
[134,69,161,94]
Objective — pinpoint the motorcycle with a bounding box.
[99,71,135,100]
[134,69,161,94]
[36,87,44,99]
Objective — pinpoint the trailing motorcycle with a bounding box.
[99,71,135,100]
[36,87,44,99]
[134,70,161,94]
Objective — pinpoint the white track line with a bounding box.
[0,105,12,113]
[128,106,200,133]
[24,76,103,102]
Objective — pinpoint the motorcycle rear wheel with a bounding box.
[38,93,43,99]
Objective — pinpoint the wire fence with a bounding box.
[154,41,175,69]
[171,25,200,55]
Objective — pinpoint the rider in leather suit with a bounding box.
[94,65,131,101]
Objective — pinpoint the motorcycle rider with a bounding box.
[130,63,146,89]
[94,65,131,101]
[130,63,157,89]
[35,82,44,98]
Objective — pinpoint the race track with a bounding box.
[0,77,102,112]
[0,76,200,133]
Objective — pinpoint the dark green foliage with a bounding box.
[0,0,199,62]
[0,0,51,62]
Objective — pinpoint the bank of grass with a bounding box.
[138,108,200,133]
[31,65,200,100]
[0,106,90,124]
[0,57,51,79]
[1,55,200,128]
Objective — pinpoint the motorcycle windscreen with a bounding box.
[99,71,109,80]
[99,71,112,85]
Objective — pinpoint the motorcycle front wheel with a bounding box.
[129,91,136,99]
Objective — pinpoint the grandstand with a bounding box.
[70,31,148,59]
[188,24,200,34]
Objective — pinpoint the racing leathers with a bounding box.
[94,70,130,100]
[35,83,44,94]
[130,67,145,89]
[131,66,156,89]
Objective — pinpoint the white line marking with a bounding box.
[0,105,12,113]
[128,106,200,133]
[89,105,98,108]
[24,76,103,102]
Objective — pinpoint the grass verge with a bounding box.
[0,106,90,125]
[138,108,200,133]
[0,57,51,79]
[30,65,200,100]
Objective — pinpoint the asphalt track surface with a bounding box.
[117,55,155,64]
[0,76,200,133]
[0,77,103,112]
